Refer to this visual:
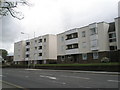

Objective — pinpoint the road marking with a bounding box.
[61,75,90,80]
[107,80,120,83]
[40,75,57,80]
[25,76,29,78]
[25,69,39,71]
[52,81,66,85]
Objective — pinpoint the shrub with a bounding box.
[101,57,110,63]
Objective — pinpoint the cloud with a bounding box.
[1,0,119,54]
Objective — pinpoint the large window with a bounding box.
[66,45,72,49]
[66,43,78,50]
[93,52,98,59]
[26,48,30,51]
[72,33,78,38]
[44,38,46,42]
[39,46,42,50]
[82,53,87,60]
[90,28,97,35]
[110,46,117,51]
[109,32,116,38]
[26,42,30,46]
[66,32,78,40]
[91,39,98,48]
[39,53,42,56]
[39,39,42,43]
[35,47,37,50]
[73,44,78,49]
[26,54,29,58]
[82,31,86,37]
[82,42,87,48]
[66,34,72,40]
[109,32,116,43]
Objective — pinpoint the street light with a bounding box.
[21,32,30,68]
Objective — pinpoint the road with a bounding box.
[1,68,120,89]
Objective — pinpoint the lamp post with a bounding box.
[21,32,30,68]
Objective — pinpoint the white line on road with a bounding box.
[107,80,120,83]
[61,75,90,80]
[52,81,66,85]
[25,76,29,78]
[40,75,57,80]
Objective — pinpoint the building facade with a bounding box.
[57,18,120,63]
[14,34,57,64]
[14,41,26,64]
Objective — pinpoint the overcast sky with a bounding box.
[1,0,120,55]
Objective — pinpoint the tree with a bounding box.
[0,49,8,60]
[0,0,29,20]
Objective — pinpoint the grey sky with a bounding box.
[1,0,120,55]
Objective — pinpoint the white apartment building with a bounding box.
[14,41,26,64]
[57,18,120,63]
[14,34,57,64]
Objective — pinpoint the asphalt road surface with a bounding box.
[1,68,120,89]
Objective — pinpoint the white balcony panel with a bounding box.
[38,56,42,60]
[38,43,42,46]
[65,29,78,35]
[90,35,98,40]
[109,42,117,46]
[65,38,78,45]
[91,47,99,51]
[25,58,29,61]
[25,52,30,54]
[89,23,97,29]
[65,49,79,55]
[26,45,30,48]
[38,50,42,52]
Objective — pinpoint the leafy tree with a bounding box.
[0,49,8,60]
[0,0,29,20]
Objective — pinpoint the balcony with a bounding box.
[65,38,78,45]
[66,49,79,55]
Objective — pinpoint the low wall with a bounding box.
[2,65,120,72]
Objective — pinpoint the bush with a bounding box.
[101,57,110,63]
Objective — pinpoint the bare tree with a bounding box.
[0,0,29,20]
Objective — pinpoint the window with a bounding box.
[73,43,78,49]
[82,31,86,37]
[26,48,30,51]
[66,34,72,40]
[109,38,116,42]
[26,42,30,46]
[44,38,46,42]
[82,53,87,60]
[35,40,37,43]
[109,33,116,38]
[66,33,78,40]
[39,39,42,43]
[39,53,42,56]
[73,33,78,38]
[66,45,72,50]
[82,42,86,48]
[61,37,64,41]
[93,52,98,59]
[90,28,97,35]
[61,56,65,61]
[110,46,117,51]
[91,39,98,48]
[26,54,29,58]
[35,47,37,50]
[39,46,42,50]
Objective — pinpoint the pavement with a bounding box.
[1,68,120,88]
